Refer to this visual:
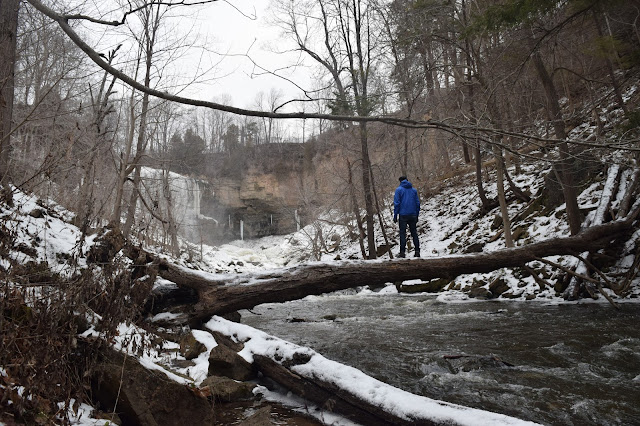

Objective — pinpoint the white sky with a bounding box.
[175,0,312,111]
[73,0,310,105]
[82,0,315,137]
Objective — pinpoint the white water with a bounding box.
[140,167,203,242]
[241,293,640,425]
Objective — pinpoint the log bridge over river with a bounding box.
[148,217,635,324]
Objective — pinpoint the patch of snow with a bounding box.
[61,400,115,425]
[188,330,218,385]
[150,312,181,322]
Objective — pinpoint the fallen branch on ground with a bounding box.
[147,218,635,325]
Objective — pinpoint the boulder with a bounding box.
[199,375,256,402]
[463,242,484,253]
[468,286,492,299]
[489,278,510,296]
[375,244,391,257]
[491,214,502,230]
[208,344,255,381]
[468,278,493,299]
[29,208,45,218]
[92,350,214,426]
[179,333,206,360]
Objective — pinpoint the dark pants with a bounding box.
[398,215,419,254]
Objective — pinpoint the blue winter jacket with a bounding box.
[394,180,420,219]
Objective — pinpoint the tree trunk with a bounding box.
[531,50,582,235]
[162,167,180,254]
[123,7,158,235]
[359,121,377,259]
[462,143,471,164]
[403,127,408,175]
[369,165,393,259]
[461,12,493,213]
[475,145,495,211]
[592,9,628,114]
[494,144,513,247]
[619,168,640,218]
[0,0,19,181]
[252,354,434,426]
[149,218,634,324]
[347,159,367,258]
[111,86,138,224]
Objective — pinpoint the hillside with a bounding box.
[1,137,638,423]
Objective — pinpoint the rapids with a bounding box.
[241,291,640,425]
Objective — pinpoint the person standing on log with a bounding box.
[393,176,421,258]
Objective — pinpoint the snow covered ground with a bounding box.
[1,153,638,425]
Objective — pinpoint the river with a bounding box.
[240,290,640,425]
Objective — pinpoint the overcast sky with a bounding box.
[80,0,316,137]
[183,0,311,111]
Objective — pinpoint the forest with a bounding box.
[1,0,640,424]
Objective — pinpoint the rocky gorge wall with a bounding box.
[147,139,380,245]
[196,171,306,244]
[161,143,318,245]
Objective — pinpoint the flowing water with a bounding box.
[241,291,640,425]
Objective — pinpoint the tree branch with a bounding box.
[25,0,640,154]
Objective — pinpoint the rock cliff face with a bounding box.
[197,171,305,244]
[143,142,337,244]
[186,143,313,244]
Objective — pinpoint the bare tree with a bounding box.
[254,88,284,144]
[122,1,166,234]
[204,94,234,153]
[1,0,21,180]
[273,0,387,258]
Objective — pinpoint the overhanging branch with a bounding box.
[25,0,640,153]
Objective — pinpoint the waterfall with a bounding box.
[140,167,202,243]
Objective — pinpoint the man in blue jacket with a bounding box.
[393,176,420,258]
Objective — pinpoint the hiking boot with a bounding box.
[414,250,420,258]
[398,252,406,258]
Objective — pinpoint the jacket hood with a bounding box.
[400,180,413,189]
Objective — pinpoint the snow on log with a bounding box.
[252,354,399,426]
[155,218,634,324]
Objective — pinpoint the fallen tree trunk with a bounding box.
[253,354,407,426]
[207,323,531,426]
[154,218,635,324]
